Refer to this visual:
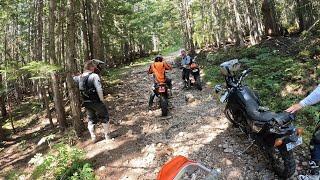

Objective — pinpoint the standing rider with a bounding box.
[286,85,320,180]
[148,55,172,110]
[181,49,192,88]
[74,60,110,143]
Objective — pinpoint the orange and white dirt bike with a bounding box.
[157,156,221,180]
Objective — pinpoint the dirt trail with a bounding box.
[83,52,288,179]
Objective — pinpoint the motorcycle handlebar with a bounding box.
[236,69,252,86]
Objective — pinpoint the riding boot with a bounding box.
[88,121,97,143]
[102,123,110,141]
[148,92,156,110]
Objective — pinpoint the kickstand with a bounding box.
[237,140,255,156]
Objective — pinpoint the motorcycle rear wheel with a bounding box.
[160,95,169,116]
[267,148,296,179]
[195,75,202,91]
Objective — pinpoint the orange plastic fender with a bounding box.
[157,156,194,180]
[190,63,198,69]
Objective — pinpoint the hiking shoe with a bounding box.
[91,137,98,144]
[104,135,114,143]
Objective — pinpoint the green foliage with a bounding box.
[29,143,96,180]
[202,44,320,139]
[298,49,312,58]
[20,61,61,80]
[0,61,22,82]
[3,170,25,180]
[101,0,181,58]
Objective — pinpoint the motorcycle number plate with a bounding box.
[220,91,229,103]
[159,86,166,93]
[192,69,198,72]
[286,137,302,151]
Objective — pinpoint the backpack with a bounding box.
[79,73,100,102]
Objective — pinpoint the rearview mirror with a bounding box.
[214,85,223,93]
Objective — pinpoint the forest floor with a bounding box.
[0,48,313,179]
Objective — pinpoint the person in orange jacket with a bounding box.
[148,55,172,110]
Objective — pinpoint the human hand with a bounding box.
[285,103,303,114]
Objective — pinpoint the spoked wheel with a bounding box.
[266,148,296,179]
[224,105,249,133]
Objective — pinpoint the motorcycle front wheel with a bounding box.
[267,148,296,179]
[224,106,249,133]
[160,95,169,116]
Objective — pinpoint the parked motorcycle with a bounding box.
[154,83,169,116]
[183,56,202,91]
[215,59,303,178]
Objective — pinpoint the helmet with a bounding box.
[91,59,105,74]
[155,55,163,62]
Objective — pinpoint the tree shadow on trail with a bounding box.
[0,126,60,171]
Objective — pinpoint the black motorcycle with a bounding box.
[215,59,303,178]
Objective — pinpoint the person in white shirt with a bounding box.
[287,85,320,180]
[74,60,109,143]
[181,50,192,88]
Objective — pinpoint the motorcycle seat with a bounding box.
[239,86,293,123]
[246,105,292,123]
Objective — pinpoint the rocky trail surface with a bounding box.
[82,52,305,180]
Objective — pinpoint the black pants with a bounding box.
[83,101,109,124]
[148,79,172,108]
[310,126,320,164]
[182,68,191,81]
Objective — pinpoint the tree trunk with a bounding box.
[91,0,104,60]
[180,0,195,55]
[40,81,54,128]
[0,75,7,118]
[295,0,314,31]
[0,73,6,141]
[85,0,94,60]
[245,0,260,45]
[261,0,280,36]
[49,0,67,130]
[36,0,53,127]
[81,0,90,61]
[66,0,84,137]
[232,0,245,46]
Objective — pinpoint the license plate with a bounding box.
[159,86,166,93]
[192,69,198,72]
[220,91,229,103]
[286,137,302,151]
